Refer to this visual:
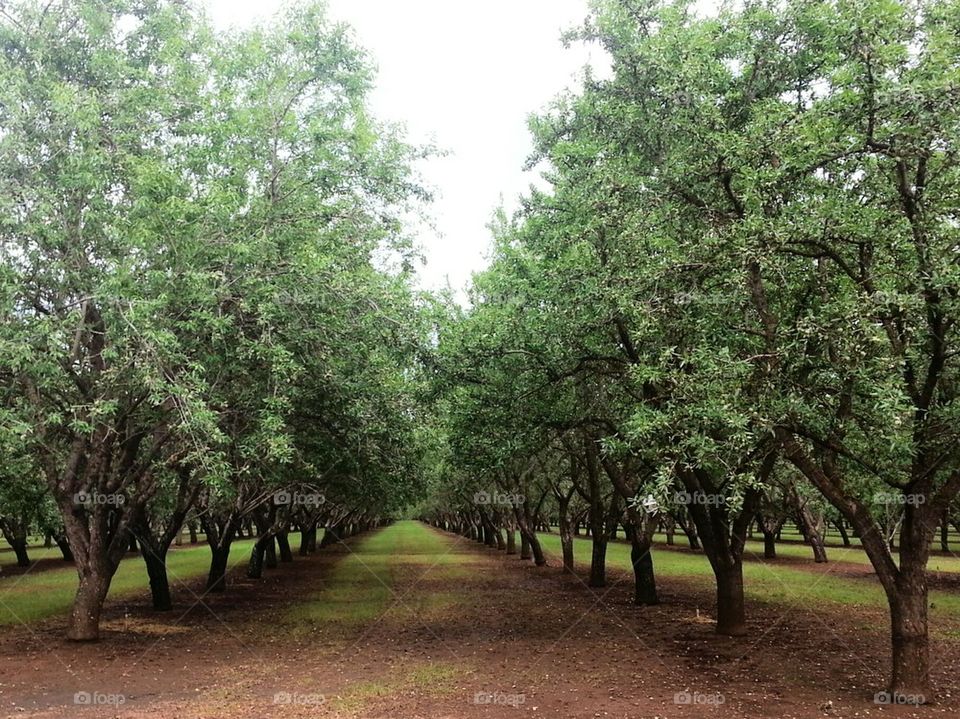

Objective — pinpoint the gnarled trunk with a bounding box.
[67,567,112,641]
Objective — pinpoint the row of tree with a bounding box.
[421,0,960,702]
[0,0,429,640]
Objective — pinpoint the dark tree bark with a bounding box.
[134,466,199,611]
[779,431,956,698]
[54,533,74,562]
[141,544,172,611]
[202,513,239,593]
[836,519,852,547]
[790,488,828,563]
[681,512,701,550]
[555,458,578,574]
[663,515,676,545]
[678,456,772,637]
[505,527,517,555]
[600,454,659,606]
[276,531,293,562]
[756,513,785,560]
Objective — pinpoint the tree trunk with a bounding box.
[889,580,930,699]
[299,524,316,555]
[505,528,516,555]
[207,544,232,592]
[276,532,293,562]
[794,495,828,563]
[9,539,29,567]
[682,515,700,550]
[589,533,607,587]
[264,536,278,569]
[836,520,851,547]
[54,534,74,562]
[630,530,658,605]
[520,533,531,560]
[248,540,267,579]
[559,517,575,574]
[67,569,111,641]
[141,546,172,611]
[761,528,777,559]
[714,560,747,636]
[557,493,575,573]
[525,529,546,566]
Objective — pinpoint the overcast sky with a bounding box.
[206,0,601,296]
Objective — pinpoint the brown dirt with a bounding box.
[0,525,956,719]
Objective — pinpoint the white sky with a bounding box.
[206,0,602,297]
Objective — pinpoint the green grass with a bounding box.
[595,526,960,556]
[536,533,960,626]
[284,521,464,630]
[0,536,265,626]
[329,662,459,714]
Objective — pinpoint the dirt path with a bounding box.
[0,522,955,718]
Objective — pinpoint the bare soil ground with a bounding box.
[0,523,956,719]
